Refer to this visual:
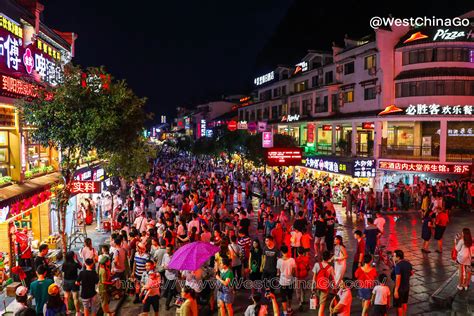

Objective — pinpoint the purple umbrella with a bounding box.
[167,241,219,271]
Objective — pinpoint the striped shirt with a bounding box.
[238,236,252,259]
[134,252,150,278]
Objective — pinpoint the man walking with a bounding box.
[392,250,413,316]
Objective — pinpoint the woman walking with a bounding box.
[455,228,473,290]
[248,239,263,295]
[332,236,348,286]
[421,209,434,253]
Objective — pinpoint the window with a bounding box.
[256,109,262,120]
[290,101,299,115]
[396,80,474,97]
[364,55,376,69]
[259,89,271,101]
[302,99,312,116]
[281,86,287,95]
[294,80,308,93]
[312,75,319,87]
[364,87,376,100]
[263,107,269,119]
[273,88,279,98]
[271,106,278,119]
[324,71,333,85]
[245,111,250,121]
[343,90,354,103]
[238,111,243,121]
[344,62,354,75]
[402,47,471,65]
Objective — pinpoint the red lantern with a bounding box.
[31,194,39,207]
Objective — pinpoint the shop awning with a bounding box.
[0,172,61,205]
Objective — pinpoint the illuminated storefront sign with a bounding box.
[266,148,302,166]
[0,14,65,87]
[247,122,257,133]
[206,129,213,137]
[362,122,375,129]
[304,157,350,175]
[353,159,376,178]
[378,160,471,174]
[237,121,248,129]
[401,27,473,45]
[254,71,274,86]
[293,61,308,75]
[433,28,471,41]
[307,123,315,144]
[227,120,237,131]
[184,117,191,130]
[262,132,273,148]
[0,74,52,100]
[69,181,101,194]
[405,104,473,116]
[200,119,207,137]
[258,121,267,132]
[322,125,341,131]
[282,114,300,122]
[93,168,105,181]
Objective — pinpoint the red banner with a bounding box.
[378,160,471,174]
[69,181,101,194]
[266,148,302,166]
[307,123,315,143]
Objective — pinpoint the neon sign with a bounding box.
[254,71,274,86]
[0,74,52,100]
[433,29,468,41]
[237,121,248,130]
[281,114,300,122]
[378,160,470,174]
[227,120,237,131]
[266,148,302,166]
[200,119,207,137]
[262,132,273,148]
[405,104,473,116]
[294,61,308,75]
[304,157,349,174]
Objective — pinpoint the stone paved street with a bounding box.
[117,204,474,315]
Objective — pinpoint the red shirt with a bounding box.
[354,239,365,262]
[355,267,378,288]
[436,212,449,226]
[271,227,283,249]
[295,256,310,279]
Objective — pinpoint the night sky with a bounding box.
[43,0,472,123]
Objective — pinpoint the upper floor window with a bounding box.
[259,89,271,101]
[396,80,474,97]
[294,80,308,93]
[364,86,377,100]
[312,75,319,88]
[290,101,299,115]
[402,47,471,65]
[263,107,269,119]
[271,106,278,119]
[344,62,354,75]
[302,99,312,116]
[343,90,354,103]
[325,71,333,85]
[364,54,376,69]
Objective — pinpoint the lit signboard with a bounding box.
[378,160,471,174]
[200,119,207,137]
[362,122,375,129]
[307,123,315,144]
[262,132,273,148]
[405,104,473,116]
[353,159,376,178]
[266,148,302,166]
[294,61,308,75]
[254,71,274,86]
[281,114,300,122]
[258,121,267,132]
[401,27,473,46]
[237,121,248,129]
[248,122,257,133]
[69,181,101,194]
[227,120,237,131]
[304,157,350,175]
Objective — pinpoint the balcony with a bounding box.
[315,103,328,113]
[379,145,439,161]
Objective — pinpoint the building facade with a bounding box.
[239,13,474,190]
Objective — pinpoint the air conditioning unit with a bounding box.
[376,85,382,94]
[336,65,343,73]
[368,67,377,76]
[318,68,323,75]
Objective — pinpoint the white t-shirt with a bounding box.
[374,217,386,234]
[276,257,296,286]
[336,288,352,316]
[290,231,302,247]
[372,285,391,305]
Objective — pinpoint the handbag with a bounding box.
[451,246,458,262]
[309,293,318,310]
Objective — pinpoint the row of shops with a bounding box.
[0,164,110,279]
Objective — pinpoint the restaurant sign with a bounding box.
[304,157,350,175]
[69,181,102,194]
[378,160,471,174]
[405,104,473,116]
[353,159,376,178]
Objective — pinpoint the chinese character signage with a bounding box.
[0,14,65,88]
[307,123,315,144]
[69,181,101,194]
[254,71,274,86]
[405,104,473,116]
[0,74,53,100]
[262,132,273,148]
[353,159,376,178]
[378,160,471,174]
[437,128,474,137]
[304,157,350,175]
[266,148,302,166]
[200,119,207,137]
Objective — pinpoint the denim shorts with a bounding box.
[81,295,98,313]
[63,279,79,292]
[217,289,234,304]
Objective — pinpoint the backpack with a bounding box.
[315,262,332,292]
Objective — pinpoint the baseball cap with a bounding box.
[48,284,60,296]
[16,286,28,296]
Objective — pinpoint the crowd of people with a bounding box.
[7,150,474,316]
